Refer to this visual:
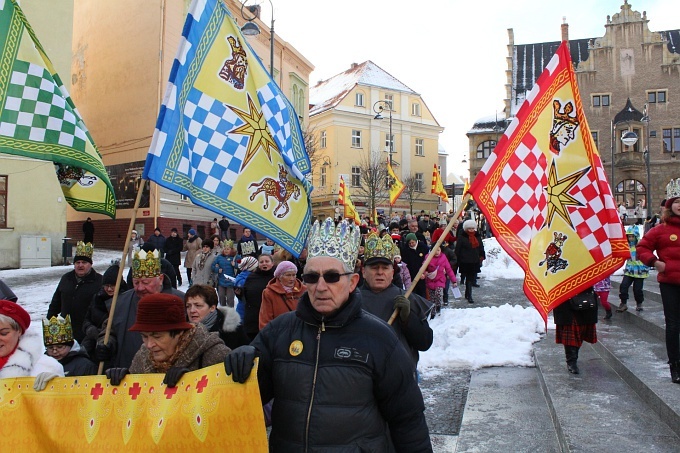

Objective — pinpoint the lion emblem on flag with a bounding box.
[249,164,301,218]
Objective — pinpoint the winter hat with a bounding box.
[463,220,477,231]
[239,256,258,272]
[439,219,447,226]
[405,233,418,243]
[188,228,197,236]
[103,261,128,292]
[202,240,214,249]
[274,260,298,278]
[129,294,193,332]
[0,299,30,332]
[73,241,94,264]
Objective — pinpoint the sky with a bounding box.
[261,0,678,179]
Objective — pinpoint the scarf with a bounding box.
[467,231,479,248]
[150,326,196,373]
[200,309,219,330]
[197,251,209,270]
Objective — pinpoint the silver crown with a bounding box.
[667,178,680,200]
[306,217,360,270]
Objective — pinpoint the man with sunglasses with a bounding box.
[360,232,433,370]
[225,218,432,452]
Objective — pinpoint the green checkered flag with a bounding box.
[0,0,116,217]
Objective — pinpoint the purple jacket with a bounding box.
[425,252,457,290]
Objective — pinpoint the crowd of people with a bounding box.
[1,177,679,448]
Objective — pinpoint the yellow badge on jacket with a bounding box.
[289,340,303,356]
[671,234,677,242]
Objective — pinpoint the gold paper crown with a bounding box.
[74,241,94,259]
[131,249,161,278]
[667,178,680,200]
[306,217,360,271]
[221,239,234,249]
[363,232,397,263]
[42,315,73,346]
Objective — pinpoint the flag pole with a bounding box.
[388,193,471,325]
[97,178,147,374]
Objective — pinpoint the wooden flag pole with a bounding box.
[388,193,471,325]
[98,178,147,374]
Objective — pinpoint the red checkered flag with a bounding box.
[468,41,630,323]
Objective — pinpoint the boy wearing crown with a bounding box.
[360,232,433,370]
[43,315,97,376]
[47,241,102,344]
[225,218,432,451]
[96,249,184,369]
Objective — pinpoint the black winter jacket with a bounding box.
[209,306,250,350]
[252,290,432,452]
[47,269,102,343]
[164,235,184,266]
[455,231,485,274]
[242,268,275,337]
[58,345,98,376]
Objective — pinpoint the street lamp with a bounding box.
[374,100,394,216]
[642,104,651,214]
[240,0,275,77]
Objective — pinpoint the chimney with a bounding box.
[351,63,358,69]
[561,16,569,42]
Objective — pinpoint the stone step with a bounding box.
[455,367,560,452]
[534,331,680,451]
[604,291,666,343]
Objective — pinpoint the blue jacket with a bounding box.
[212,255,238,287]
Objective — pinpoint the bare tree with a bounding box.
[353,151,390,220]
[302,124,320,168]
[402,174,429,215]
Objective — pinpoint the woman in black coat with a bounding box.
[242,254,276,340]
[455,220,486,303]
[553,288,598,374]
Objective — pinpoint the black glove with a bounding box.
[96,341,116,362]
[163,367,190,388]
[105,367,129,386]
[224,345,257,384]
[393,295,411,323]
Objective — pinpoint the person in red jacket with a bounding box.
[637,179,680,384]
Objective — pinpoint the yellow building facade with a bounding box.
[309,61,444,221]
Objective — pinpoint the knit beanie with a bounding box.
[463,220,477,230]
[274,260,298,278]
[405,233,418,243]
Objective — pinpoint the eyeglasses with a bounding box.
[302,271,353,284]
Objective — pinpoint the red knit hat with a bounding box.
[129,294,193,332]
[0,300,31,332]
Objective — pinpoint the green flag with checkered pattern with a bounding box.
[0,0,116,218]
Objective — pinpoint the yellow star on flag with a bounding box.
[230,94,279,170]
[543,160,590,229]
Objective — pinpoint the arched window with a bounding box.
[615,179,647,217]
[476,140,496,159]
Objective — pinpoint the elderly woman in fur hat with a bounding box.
[0,300,64,390]
[105,293,230,387]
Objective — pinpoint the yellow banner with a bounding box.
[0,364,267,451]
[387,158,404,205]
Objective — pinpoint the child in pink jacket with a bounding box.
[425,247,458,319]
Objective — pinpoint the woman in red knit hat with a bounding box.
[104,293,230,387]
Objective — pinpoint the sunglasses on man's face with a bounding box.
[302,271,353,284]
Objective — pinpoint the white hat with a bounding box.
[463,220,477,231]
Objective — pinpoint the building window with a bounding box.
[476,140,496,159]
[320,166,327,187]
[384,94,394,110]
[412,103,421,116]
[320,130,327,149]
[415,173,424,192]
[591,131,598,150]
[648,90,667,104]
[351,130,362,148]
[415,138,424,156]
[355,92,364,107]
[385,133,394,152]
[592,94,610,107]
[664,128,680,152]
[615,179,647,213]
[351,166,361,187]
[0,175,6,228]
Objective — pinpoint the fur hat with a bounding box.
[274,260,298,278]
[463,220,477,231]
[0,300,30,332]
[129,294,193,332]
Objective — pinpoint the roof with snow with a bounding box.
[309,60,417,116]
[468,112,511,135]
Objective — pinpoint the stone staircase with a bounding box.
[453,276,680,452]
